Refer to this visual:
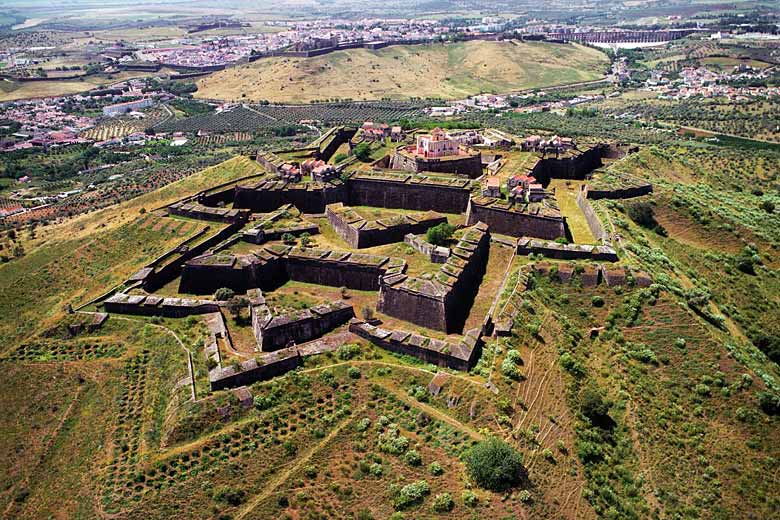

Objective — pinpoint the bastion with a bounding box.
[466,196,565,240]
[378,222,490,333]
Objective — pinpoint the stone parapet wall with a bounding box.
[167,201,250,224]
[104,293,220,317]
[326,203,447,248]
[575,190,609,242]
[254,300,355,351]
[517,237,618,261]
[585,184,653,200]
[179,245,407,295]
[234,179,347,214]
[349,319,482,371]
[209,348,302,391]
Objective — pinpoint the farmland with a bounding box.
[196,40,609,103]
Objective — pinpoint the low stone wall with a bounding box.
[167,201,250,223]
[103,293,220,317]
[585,184,653,200]
[378,222,489,333]
[404,234,450,263]
[517,237,618,261]
[466,198,565,240]
[209,348,302,391]
[243,223,319,244]
[326,203,447,248]
[349,319,482,371]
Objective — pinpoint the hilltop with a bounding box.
[195,40,609,103]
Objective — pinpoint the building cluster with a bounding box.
[360,121,404,142]
[646,65,780,100]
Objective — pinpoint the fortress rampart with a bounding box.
[466,197,565,240]
[378,222,490,333]
[349,319,482,371]
[234,179,347,214]
[346,172,472,213]
[390,148,483,178]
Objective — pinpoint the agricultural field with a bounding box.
[196,40,609,103]
[82,106,174,140]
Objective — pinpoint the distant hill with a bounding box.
[195,40,609,103]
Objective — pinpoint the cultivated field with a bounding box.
[196,40,609,103]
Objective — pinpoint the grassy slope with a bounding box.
[0,156,262,349]
[195,40,609,103]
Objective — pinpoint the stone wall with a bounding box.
[517,237,618,261]
[575,190,609,242]
[529,146,604,185]
[346,173,472,213]
[167,201,250,223]
[180,246,407,294]
[585,184,653,200]
[466,198,565,240]
[349,319,482,371]
[209,348,302,391]
[234,179,347,214]
[103,293,220,317]
[326,203,447,248]
[404,234,450,263]
[254,300,355,351]
[378,222,490,333]
[390,149,483,178]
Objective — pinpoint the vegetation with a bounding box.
[465,438,527,492]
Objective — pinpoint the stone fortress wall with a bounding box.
[326,202,447,248]
[378,222,490,333]
[179,245,407,295]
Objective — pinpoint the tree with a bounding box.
[426,223,455,246]
[465,437,527,491]
[281,232,295,244]
[214,287,235,301]
[353,142,371,162]
[580,385,612,424]
[299,232,311,248]
[760,200,775,214]
[226,295,249,318]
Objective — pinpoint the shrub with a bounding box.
[281,232,295,244]
[518,489,532,503]
[431,493,455,513]
[428,461,444,476]
[348,367,361,379]
[334,152,348,163]
[758,391,780,415]
[461,490,478,507]
[337,343,361,360]
[393,480,430,510]
[353,142,372,162]
[214,287,235,301]
[580,386,611,423]
[760,200,775,213]
[213,485,246,506]
[370,463,383,476]
[465,438,527,491]
[426,222,456,246]
[626,201,666,235]
[404,449,422,466]
[591,295,604,307]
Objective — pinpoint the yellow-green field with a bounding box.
[196,40,609,103]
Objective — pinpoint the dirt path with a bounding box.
[377,382,485,441]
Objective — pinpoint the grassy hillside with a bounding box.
[0,156,263,349]
[195,40,609,103]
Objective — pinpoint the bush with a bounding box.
[431,493,455,513]
[333,152,348,163]
[213,485,246,506]
[394,480,430,510]
[465,438,527,491]
[626,201,666,235]
[580,386,611,423]
[353,142,372,162]
[404,449,422,466]
[591,295,604,307]
[348,367,361,379]
[214,287,235,301]
[337,343,361,360]
[426,222,456,246]
[461,490,478,507]
[760,200,775,213]
[758,392,780,415]
[429,461,444,476]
